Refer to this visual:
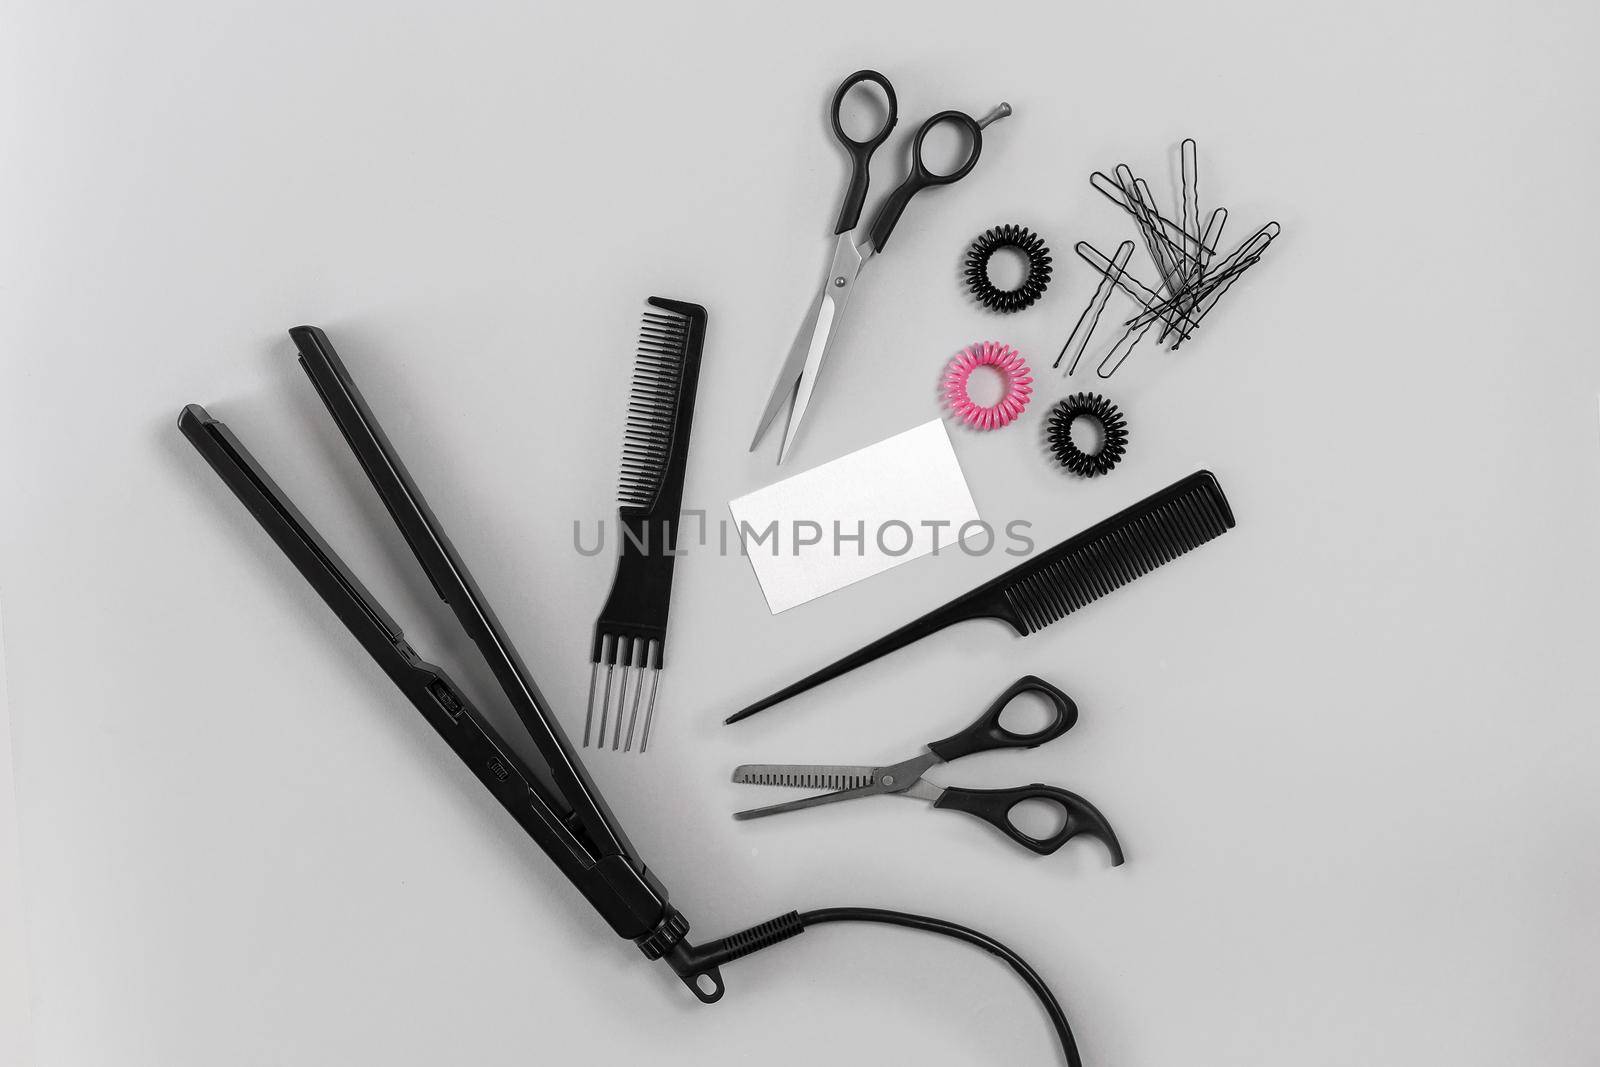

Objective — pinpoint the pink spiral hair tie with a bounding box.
[942,341,1033,430]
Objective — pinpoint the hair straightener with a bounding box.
[178,325,1095,1066]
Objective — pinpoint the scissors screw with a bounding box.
[882,774,896,786]
[833,276,847,287]
[977,102,1013,130]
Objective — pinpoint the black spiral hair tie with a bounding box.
[1047,393,1128,477]
[964,224,1052,313]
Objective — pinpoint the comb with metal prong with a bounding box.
[583,297,708,753]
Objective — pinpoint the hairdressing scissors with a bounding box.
[732,676,1122,860]
[749,69,1012,464]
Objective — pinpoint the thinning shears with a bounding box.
[732,677,1123,860]
[750,70,1012,463]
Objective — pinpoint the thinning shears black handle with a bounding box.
[927,676,1078,762]
[866,109,984,253]
[933,784,1124,861]
[829,69,898,234]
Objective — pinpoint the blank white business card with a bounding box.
[729,420,981,613]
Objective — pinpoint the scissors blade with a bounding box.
[775,235,866,464]
[749,289,826,451]
[732,781,885,821]
[732,763,880,790]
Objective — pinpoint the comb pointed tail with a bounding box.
[724,588,1022,724]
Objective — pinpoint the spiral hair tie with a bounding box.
[942,341,1033,431]
[965,224,1053,313]
[1047,392,1128,477]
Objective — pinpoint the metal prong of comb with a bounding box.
[582,660,599,748]
[596,640,616,745]
[622,676,644,752]
[612,657,632,750]
[638,668,661,753]
[622,639,655,752]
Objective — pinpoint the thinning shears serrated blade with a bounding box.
[731,762,885,820]
[750,234,867,464]
[732,764,879,790]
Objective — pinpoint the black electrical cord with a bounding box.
[800,908,1081,1066]
[677,907,1082,1065]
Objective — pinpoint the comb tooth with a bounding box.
[625,396,674,412]
[620,477,662,493]
[631,365,678,380]
[622,416,673,433]
[627,392,675,408]
[625,405,673,420]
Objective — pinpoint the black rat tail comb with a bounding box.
[585,297,708,752]
[726,470,1234,724]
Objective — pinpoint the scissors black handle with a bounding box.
[865,109,985,253]
[927,676,1077,762]
[933,784,1124,861]
[830,70,899,235]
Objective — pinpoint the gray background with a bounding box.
[3,1,1598,1064]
